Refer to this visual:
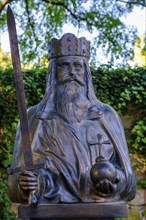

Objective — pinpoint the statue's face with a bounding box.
[57,56,84,85]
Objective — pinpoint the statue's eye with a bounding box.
[74,63,83,71]
[59,63,70,71]
[62,65,69,70]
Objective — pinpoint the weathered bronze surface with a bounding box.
[8,31,136,218]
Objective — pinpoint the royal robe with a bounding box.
[8,103,136,204]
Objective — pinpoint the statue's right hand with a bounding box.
[95,179,118,195]
[18,171,38,193]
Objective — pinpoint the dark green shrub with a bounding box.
[92,66,146,115]
[0,67,46,219]
[92,66,146,155]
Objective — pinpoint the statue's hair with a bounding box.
[36,59,57,118]
[83,59,103,106]
[36,58,103,119]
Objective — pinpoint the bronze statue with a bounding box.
[8,33,136,207]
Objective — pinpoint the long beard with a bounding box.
[56,80,89,123]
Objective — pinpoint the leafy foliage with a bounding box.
[131,118,146,153]
[0,67,46,219]
[130,151,146,174]
[0,65,146,218]
[0,68,46,168]
[92,65,146,114]
[0,0,145,64]
[137,178,146,190]
[0,170,16,220]
[92,65,146,155]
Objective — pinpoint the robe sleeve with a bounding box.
[100,104,136,201]
[8,106,58,203]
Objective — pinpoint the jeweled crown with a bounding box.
[48,33,90,60]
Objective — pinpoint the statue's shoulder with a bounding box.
[101,103,121,123]
[102,103,117,114]
[100,103,125,133]
[27,104,40,121]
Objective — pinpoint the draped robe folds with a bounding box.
[8,103,136,204]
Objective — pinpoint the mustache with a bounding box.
[57,76,85,87]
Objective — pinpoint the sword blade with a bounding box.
[7,5,33,165]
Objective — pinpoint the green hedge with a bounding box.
[0,66,146,219]
[92,66,146,154]
[0,68,46,219]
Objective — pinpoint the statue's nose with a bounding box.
[69,66,76,76]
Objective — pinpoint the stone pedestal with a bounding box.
[18,202,128,219]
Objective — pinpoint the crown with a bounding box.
[48,33,90,60]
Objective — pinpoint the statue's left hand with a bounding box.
[95,179,118,195]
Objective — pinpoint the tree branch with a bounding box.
[24,0,37,43]
[0,0,14,13]
[42,0,80,21]
[117,0,146,7]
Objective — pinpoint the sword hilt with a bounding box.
[7,163,44,175]
[8,163,44,207]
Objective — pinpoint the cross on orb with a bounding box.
[88,134,111,157]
